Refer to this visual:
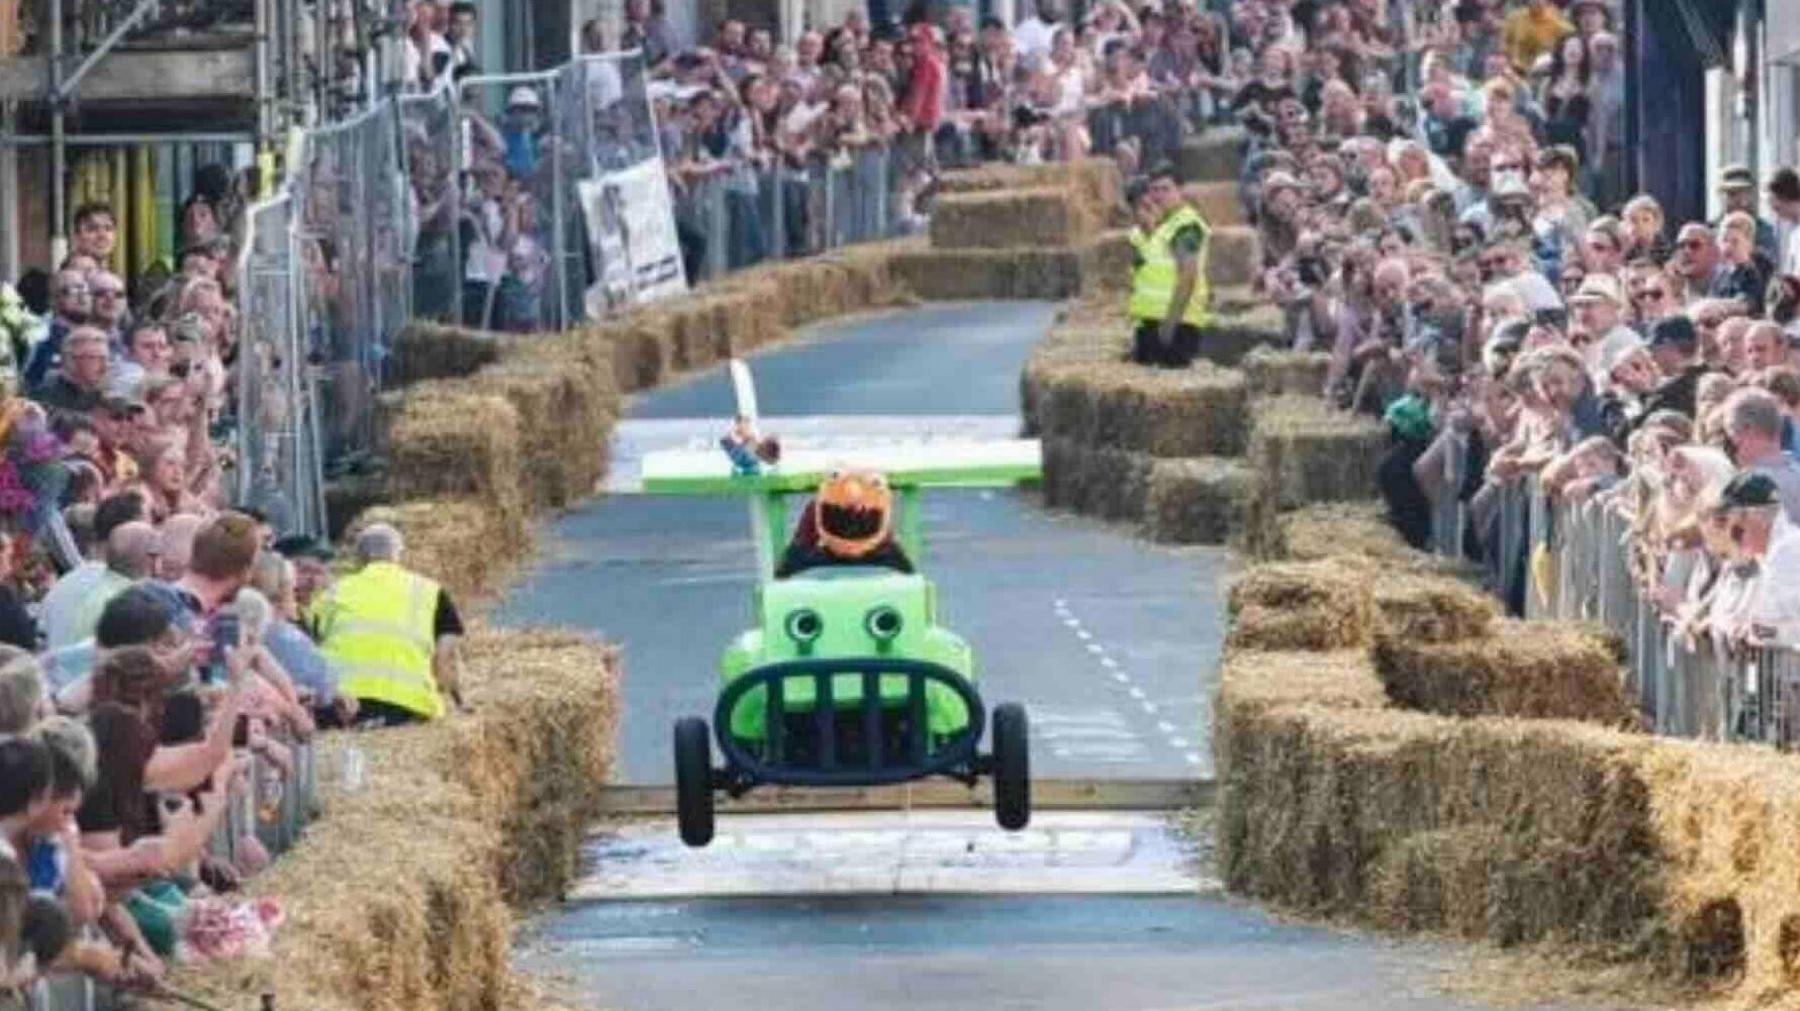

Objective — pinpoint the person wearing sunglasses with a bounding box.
[1671,222,1730,306]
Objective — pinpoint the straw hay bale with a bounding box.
[1040,436,1151,522]
[936,158,1121,221]
[452,626,622,902]
[347,498,529,603]
[888,246,1085,301]
[1374,619,1632,724]
[1195,297,1286,366]
[1226,559,1376,651]
[602,313,675,392]
[1176,126,1247,184]
[1274,500,1412,563]
[1181,180,1247,227]
[390,321,505,387]
[929,186,1098,249]
[1033,360,1249,457]
[1217,694,1667,939]
[385,388,524,521]
[461,357,614,510]
[1249,395,1388,509]
[1140,456,1256,544]
[1370,569,1498,644]
[1242,345,1330,397]
[1206,225,1261,289]
[1079,229,1135,294]
[1218,649,1391,718]
[178,626,621,1010]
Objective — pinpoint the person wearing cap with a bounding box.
[1125,166,1212,368]
[313,523,463,726]
[1768,168,1800,277]
[1567,272,1631,348]
[500,85,546,180]
[1714,471,1800,647]
[1715,165,1779,266]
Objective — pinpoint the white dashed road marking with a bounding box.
[1051,599,1199,770]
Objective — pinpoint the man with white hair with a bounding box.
[313,522,464,726]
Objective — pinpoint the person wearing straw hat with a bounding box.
[1124,166,1212,368]
[1715,165,1779,266]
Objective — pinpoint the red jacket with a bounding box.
[900,29,945,132]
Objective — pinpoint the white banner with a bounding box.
[580,159,687,308]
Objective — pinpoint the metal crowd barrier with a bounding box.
[1429,454,1800,747]
[8,736,316,1011]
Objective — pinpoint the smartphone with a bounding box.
[204,610,241,685]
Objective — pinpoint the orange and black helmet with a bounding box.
[813,468,893,560]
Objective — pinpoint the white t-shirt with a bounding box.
[1751,516,1800,646]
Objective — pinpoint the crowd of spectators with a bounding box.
[0,169,420,996]
[0,504,343,999]
[1207,0,1800,664]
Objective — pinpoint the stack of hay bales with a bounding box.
[928,186,1099,250]
[1374,618,1633,724]
[1022,299,1259,544]
[1248,395,1388,510]
[1215,519,1800,1001]
[889,159,1123,300]
[1241,345,1330,397]
[388,321,504,386]
[179,627,620,1011]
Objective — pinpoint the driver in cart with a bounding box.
[775,468,915,578]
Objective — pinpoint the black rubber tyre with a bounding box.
[991,703,1031,831]
[674,717,716,847]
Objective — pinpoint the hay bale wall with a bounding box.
[1241,346,1330,397]
[1218,529,1800,1000]
[182,627,621,1011]
[888,245,1087,300]
[389,322,505,387]
[1249,396,1388,509]
[929,186,1097,249]
[1140,457,1256,545]
[1373,619,1632,723]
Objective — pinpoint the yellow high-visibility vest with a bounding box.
[1126,204,1211,327]
[316,561,445,720]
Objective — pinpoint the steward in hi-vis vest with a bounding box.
[1125,171,1211,368]
[314,523,463,725]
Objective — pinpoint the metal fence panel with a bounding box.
[233,195,325,538]
[399,83,462,324]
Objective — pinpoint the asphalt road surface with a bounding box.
[517,893,1588,1011]
[497,301,1231,783]
[500,302,1594,1011]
